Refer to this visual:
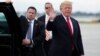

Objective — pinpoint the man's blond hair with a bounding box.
[60,1,72,9]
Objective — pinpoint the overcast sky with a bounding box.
[0,0,100,13]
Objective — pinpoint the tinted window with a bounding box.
[0,12,10,34]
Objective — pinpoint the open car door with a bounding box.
[0,2,21,56]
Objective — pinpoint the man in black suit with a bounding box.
[20,6,45,56]
[46,1,84,56]
[38,2,56,56]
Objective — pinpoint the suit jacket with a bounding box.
[46,15,84,56]
[38,15,52,56]
[38,15,46,27]
[20,16,45,56]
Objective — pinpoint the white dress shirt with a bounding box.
[45,14,52,40]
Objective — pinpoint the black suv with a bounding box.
[0,2,21,56]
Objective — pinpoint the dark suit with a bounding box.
[38,15,45,25]
[46,15,84,56]
[19,16,45,56]
[38,15,52,56]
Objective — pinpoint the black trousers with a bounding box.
[72,47,80,56]
[44,39,52,56]
[21,47,34,56]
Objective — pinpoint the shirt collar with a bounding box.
[27,19,34,23]
[62,14,70,21]
[46,14,49,17]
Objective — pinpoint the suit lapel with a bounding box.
[60,15,70,32]
[60,15,75,36]
[61,15,67,28]
[32,20,37,39]
[70,17,75,37]
[21,17,29,38]
[43,15,46,24]
[41,15,45,24]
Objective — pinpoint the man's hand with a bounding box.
[45,29,50,41]
[49,10,56,20]
[22,37,31,45]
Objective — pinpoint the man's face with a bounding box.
[26,9,36,20]
[45,4,53,15]
[60,4,72,17]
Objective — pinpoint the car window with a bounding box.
[0,12,10,34]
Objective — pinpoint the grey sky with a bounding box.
[0,0,100,13]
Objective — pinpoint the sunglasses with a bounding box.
[45,7,51,9]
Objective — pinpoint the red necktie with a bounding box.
[66,17,72,36]
[66,17,74,51]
